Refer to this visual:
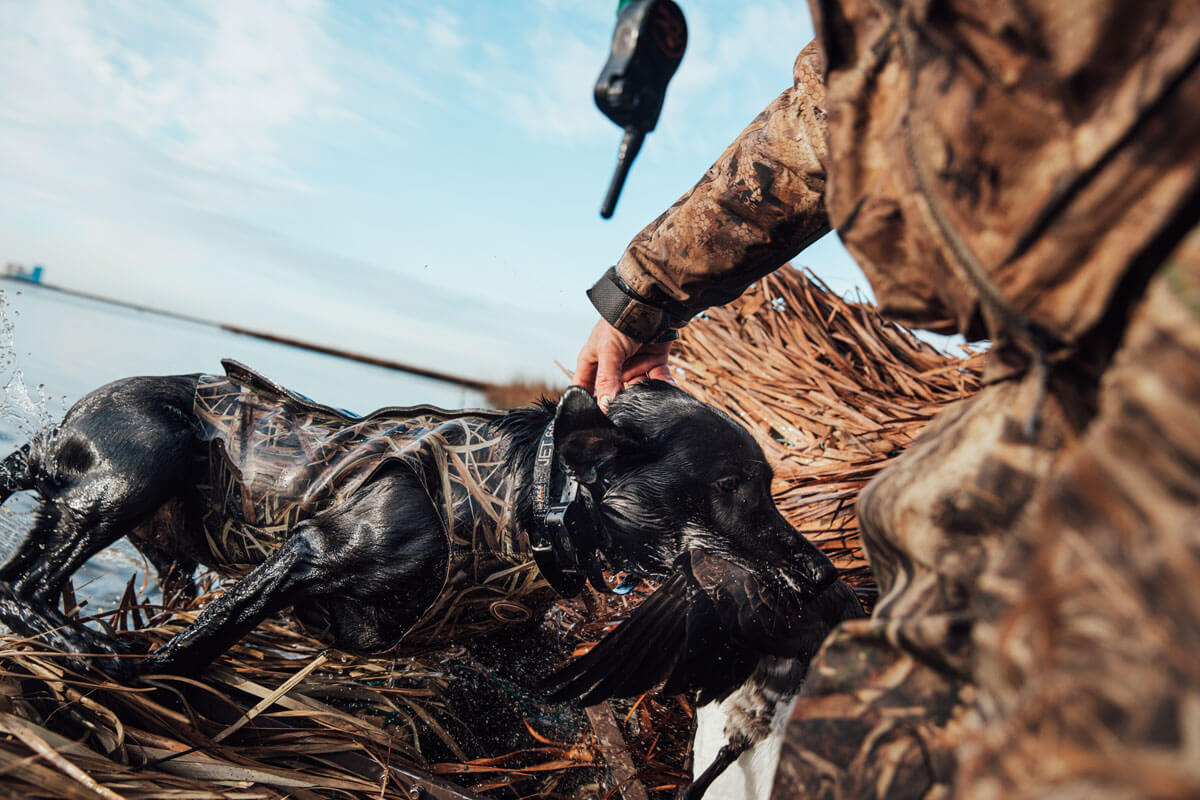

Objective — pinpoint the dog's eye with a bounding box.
[716,476,740,492]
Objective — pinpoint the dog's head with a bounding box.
[553,383,837,598]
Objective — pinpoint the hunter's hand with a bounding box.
[574,319,673,412]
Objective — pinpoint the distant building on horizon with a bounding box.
[4,263,43,283]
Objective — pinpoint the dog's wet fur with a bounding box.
[0,371,837,678]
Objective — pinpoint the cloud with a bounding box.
[0,0,339,187]
[444,1,815,150]
[425,8,467,51]
[670,3,814,95]
[489,30,611,140]
[378,3,611,143]
[324,2,810,149]
[172,1,339,171]
[658,3,815,152]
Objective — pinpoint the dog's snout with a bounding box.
[775,519,839,592]
[811,561,838,590]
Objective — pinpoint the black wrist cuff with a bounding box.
[586,267,685,344]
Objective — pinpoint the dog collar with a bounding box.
[531,420,558,520]
[530,421,581,596]
[530,421,639,598]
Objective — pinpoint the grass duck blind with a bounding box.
[0,266,981,799]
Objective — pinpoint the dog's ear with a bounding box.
[555,387,642,481]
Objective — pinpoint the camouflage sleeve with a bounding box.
[588,40,831,342]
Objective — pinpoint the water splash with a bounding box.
[0,290,153,610]
[0,290,68,441]
[0,290,59,562]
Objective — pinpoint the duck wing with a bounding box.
[688,549,863,659]
[543,551,862,706]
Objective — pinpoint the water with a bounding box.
[0,281,486,608]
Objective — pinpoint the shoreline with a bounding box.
[0,276,492,392]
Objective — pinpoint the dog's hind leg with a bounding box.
[0,581,138,679]
[0,443,42,582]
[1,375,200,601]
[143,465,447,675]
[5,462,188,601]
[8,493,147,601]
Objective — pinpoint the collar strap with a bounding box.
[531,420,557,518]
[530,420,585,597]
[529,420,639,597]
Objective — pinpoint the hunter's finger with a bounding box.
[646,364,676,385]
[573,349,599,392]
[621,353,670,385]
[594,344,624,412]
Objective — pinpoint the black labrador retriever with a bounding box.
[0,360,859,798]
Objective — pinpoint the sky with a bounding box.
[0,0,866,384]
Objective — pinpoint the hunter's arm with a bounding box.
[588,41,831,342]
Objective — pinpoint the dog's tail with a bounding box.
[0,443,33,506]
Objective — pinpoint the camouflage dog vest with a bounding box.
[192,360,553,649]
